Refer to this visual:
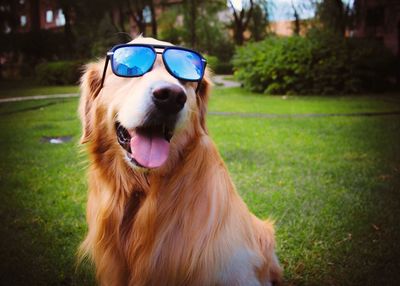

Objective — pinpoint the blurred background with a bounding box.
[0,1,400,286]
[0,0,399,94]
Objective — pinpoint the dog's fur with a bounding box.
[78,37,282,286]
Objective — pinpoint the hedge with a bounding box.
[35,61,83,85]
[205,55,233,74]
[233,30,398,95]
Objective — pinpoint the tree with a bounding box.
[181,0,225,49]
[228,0,254,45]
[228,0,269,45]
[183,0,198,47]
[291,0,300,35]
[30,0,40,32]
[58,0,79,57]
[108,0,154,36]
[69,0,161,57]
[149,2,157,37]
[249,2,269,41]
[316,0,352,36]
[76,0,158,37]
[158,7,182,43]
[289,0,316,36]
[0,0,19,34]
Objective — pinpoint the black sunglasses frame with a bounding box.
[100,44,207,90]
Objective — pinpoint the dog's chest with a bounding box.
[136,234,264,286]
[217,248,264,286]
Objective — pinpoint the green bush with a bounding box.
[233,31,398,95]
[213,62,233,75]
[205,55,233,74]
[35,61,83,85]
[205,55,219,72]
[0,30,75,63]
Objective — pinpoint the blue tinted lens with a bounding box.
[112,46,156,77]
[163,49,203,81]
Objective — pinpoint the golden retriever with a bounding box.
[78,37,282,286]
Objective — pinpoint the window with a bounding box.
[46,10,53,23]
[143,6,152,24]
[55,9,66,26]
[20,15,27,27]
[4,24,11,34]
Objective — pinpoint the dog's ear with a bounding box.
[79,61,104,144]
[197,69,212,133]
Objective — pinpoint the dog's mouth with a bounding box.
[116,122,174,169]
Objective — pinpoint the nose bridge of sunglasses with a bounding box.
[151,53,167,70]
[154,48,166,68]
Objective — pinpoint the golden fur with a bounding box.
[78,37,282,286]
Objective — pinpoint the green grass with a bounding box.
[0,80,78,98]
[0,87,399,285]
[209,88,400,115]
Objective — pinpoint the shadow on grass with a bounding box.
[0,163,96,286]
[0,99,95,285]
[0,185,95,285]
[0,98,75,116]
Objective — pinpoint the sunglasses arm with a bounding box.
[195,61,207,94]
[195,81,201,94]
[100,53,112,89]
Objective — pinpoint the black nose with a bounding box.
[152,84,187,114]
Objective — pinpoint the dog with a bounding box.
[78,36,282,286]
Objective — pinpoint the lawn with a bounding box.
[0,80,78,98]
[0,86,399,285]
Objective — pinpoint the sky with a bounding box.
[229,0,355,21]
[268,0,315,21]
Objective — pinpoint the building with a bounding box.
[353,0,400,56]
[269,19,312,37]
[10,0,180,35]
[14,0,67,33]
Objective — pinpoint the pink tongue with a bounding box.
[130,133,170,168]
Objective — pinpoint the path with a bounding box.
[0,92,399,118]
[209,110,400,118]
[0,93,79,103]
[212,75,241,88]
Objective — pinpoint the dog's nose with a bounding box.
[152,84,187,114]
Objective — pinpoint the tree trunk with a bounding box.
[190,0,197,48]
[140,21,146,35]
[293,9,300,35]
[150,1,157,37]
[109,10,121,33]
[234,21,244,45]
[229,0,254,45]
[118,6,126,33]
[61,5,73,58]
[30,0,40,32]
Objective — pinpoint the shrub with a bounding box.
[0,63,34,79]
[205,55,233,74]
[0,31,70,62]
[233,36,311,94]
[205,55,219,72]
[233,31,398,95]
[35,61,83,85]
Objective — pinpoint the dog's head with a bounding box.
[79,37,211,171]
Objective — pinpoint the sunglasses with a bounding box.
[101,44,207,89]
